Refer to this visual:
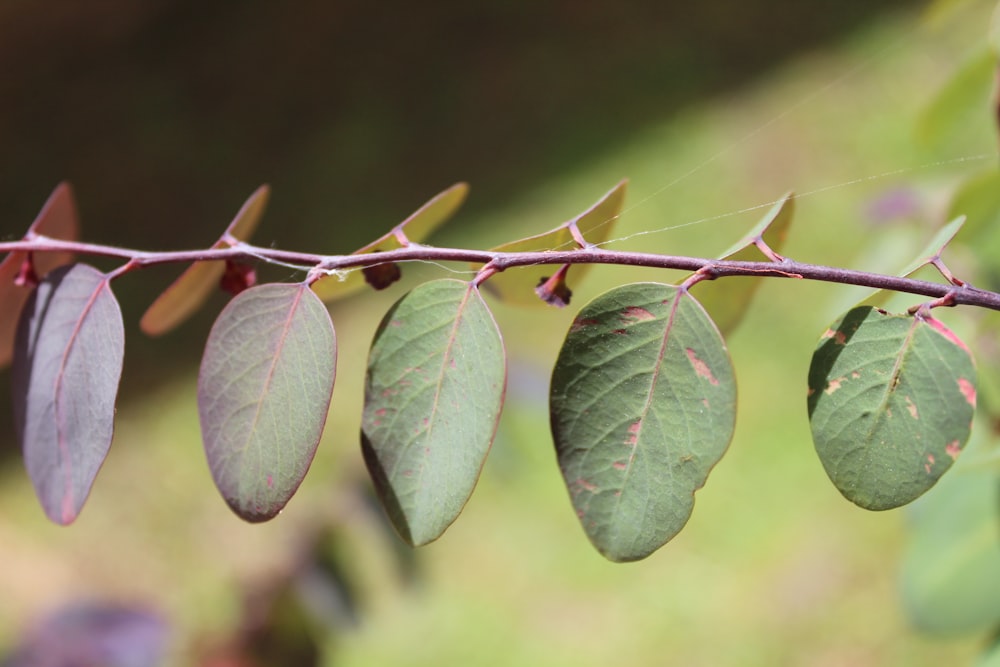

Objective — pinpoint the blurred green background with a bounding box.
[2,0,999,664]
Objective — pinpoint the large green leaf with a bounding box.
[550,282,736,562]
[311,183,468,301]
[481,180,627,307]
[198,282,336,522]
[807,306,976,510]
[361,279,506,546]
[900,459,1000,636]
[689,192,794,334]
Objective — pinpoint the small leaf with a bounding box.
[900,462,1000,636]
[198,283,336,522]
[916,45,995,146]
[860,215,966,307]
[12,263,124,525]
[550,282,736,562]
[689,192,794,334]
[807,306,976,510]
[311,183,468,301]
[482,180,627,306]
[140,185,269,336]
[361,279,506,546]
[0,182,80,369]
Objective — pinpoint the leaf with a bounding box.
[361,279,506,546]
[916,45,995,146]
[140,185,269,336]
[807,306,976,510]
[481,180,627,307]
[310,183,469,302]
[0,182,80,369]
[550,282,737,562]
[860,215,966,307]
[198,283,336,522]
[900,462,1000,636]
[689,192,794,334]
[11,263,124,525]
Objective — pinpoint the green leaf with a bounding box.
[807,306,976,510]
[901,461,1000,636]
[198,282,336,522]
[361,279,506,546]
[481,180,627,307]
[550,282,736,562]
[140,185,270,336]
[688,192,794,334]
[916,45,995,146]
[311,183,468,302]
[0,182,80,369]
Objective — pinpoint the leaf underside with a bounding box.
[550,282,736,562]
[198,282,336,522]
[807,306,976,510]
[140,185,270,337]
[361,279,506,546]
[12,263,124,525]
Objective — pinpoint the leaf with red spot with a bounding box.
[11,263,124,525]
[549,282,736,562]
[311,183,468,301]
[0,182,80,368]
[140,185,269,336]
[807,306,976,510]
[361,279,506,546]
[481,180,627,307]
[198,282,336,522]
[687,191,794,334]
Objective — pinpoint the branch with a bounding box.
[3,236,998,311]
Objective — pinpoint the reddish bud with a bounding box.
[535,264,573,308]
[362,249,402,290]
[220,261,257,296]
[14,254,39,288]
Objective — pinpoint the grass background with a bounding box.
[1,1,998,665]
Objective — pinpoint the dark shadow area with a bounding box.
[0,0,916,453]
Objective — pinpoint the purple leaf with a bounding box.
[11,263,124,525]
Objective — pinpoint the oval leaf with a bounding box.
[361,279,506,546]
[900,463,1000,636]
[807,306,976,510]
[198,282,336,522]
[481,180,627,307]
[11,263,124,525]
[550,282,737,562]
[311,183,469,302]
[690,192,795,334]
[0,182,80,369]
[140,185,269,336]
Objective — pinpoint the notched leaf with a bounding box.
[198,283,337,522]
[550,282,736,562]
[140,185,270,336]
[808,306,976,510]
[12,263,124,525]
[361,279,506,546]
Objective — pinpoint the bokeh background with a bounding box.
[1,0,999,664]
